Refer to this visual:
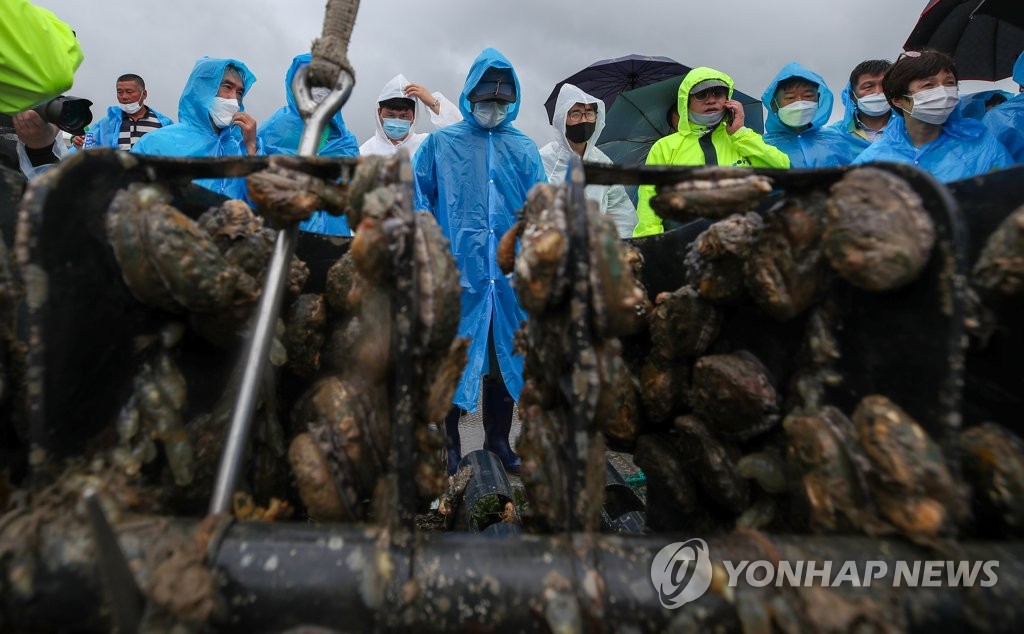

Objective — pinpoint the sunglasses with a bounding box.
[691,86,728,102]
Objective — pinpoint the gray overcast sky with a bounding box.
[35,0,1018,146]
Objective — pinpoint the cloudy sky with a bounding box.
[36,0,1017,146]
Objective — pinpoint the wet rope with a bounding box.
[309,0,360,87]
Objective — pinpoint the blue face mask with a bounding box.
[382,117,412,140]
[472,101,509,129]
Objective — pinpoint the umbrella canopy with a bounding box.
[543,54,689,124]
[595,75,764,167]
[904,0,1024,80]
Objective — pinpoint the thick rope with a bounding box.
[309,0,359,87]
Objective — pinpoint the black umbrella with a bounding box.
[595,75,764,167]
[904,0,1024,80]
[543,54,689,124]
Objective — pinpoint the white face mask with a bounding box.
[472,101,509,129]
[209,96,240,128]
[903,85,959,125]
[119,100,143,115]
[688,110,725,127]
[311,87,331,103]
[856,92,891,117]
[777,100,818,127]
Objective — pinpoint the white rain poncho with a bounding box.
[359,74,460,158]
[539,83,637,238]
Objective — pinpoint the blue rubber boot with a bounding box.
[481,375,520,474]
[444,406,462,476]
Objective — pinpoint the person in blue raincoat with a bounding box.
[828,59,894,161]
[132,57,261,200]
[983,51,1024,163]
[259,52,359,236]
[961,89,1011,120]
[761,62,856,167]
[853,50,1012,182]
[413,48,546,475]
[71,74,173,151]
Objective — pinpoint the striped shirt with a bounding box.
[118,108,164,150]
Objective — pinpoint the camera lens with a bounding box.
[33,96,93,136]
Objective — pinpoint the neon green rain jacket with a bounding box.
[633,67,789,237]
[0,0,84,114]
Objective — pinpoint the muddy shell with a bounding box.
[638,355,690,425]
[689,351,780,442]
[514,184,570,316]
[648,285,721,360]
[246,163,347,228]
[633,432,699,529]
[650,174,774,222]
[823,167,935,292]
[674,415,749,514]
[972,205,1024,300]
[746,192,830,321]
[587,205,646,338]
[283,293,327,378]
[324,253,359,318]
[350,215,393,285]
[197,199,263,251]
[516,382,569,531]
[325,284,393,383]
[685,212,764,304]
[420,338,470,425]
[594,340,641,448]
[413,213,462,356]
[960,422,1024,536]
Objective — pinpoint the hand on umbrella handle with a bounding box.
[724,100,744,135]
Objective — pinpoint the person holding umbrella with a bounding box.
[983,51,1024,162]
[829,59,894,160]
[540,83,637,238]
[633,67,788,237]
[853,49,1012,182]
[761,62,856,168]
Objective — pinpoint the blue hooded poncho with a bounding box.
[83,104,173,150]
[983,52,1024,163]
[259,52,359,235]
[854,106,1013,182]
[412,48,546,411]
[762,62,857,168]
[827,82,895,160]
[131,57,260,200]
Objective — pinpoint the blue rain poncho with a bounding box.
[412,48,546,411]
[854,108,1013,182]
[259,52,359,236]
[827,82,894,161]
[961,89,1013,120]
[983,52,1024,163]
[80,105,173,150]
[762,62,858,168]
[540,83,637,238]
[131,57,261,200]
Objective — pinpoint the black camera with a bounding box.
[32,96,93,136]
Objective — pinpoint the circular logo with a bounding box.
[650,538,713,609]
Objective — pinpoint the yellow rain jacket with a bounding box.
[633,67,789,237]
[0,0,83,114]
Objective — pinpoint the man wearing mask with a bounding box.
[540,83,636,238]
[360,74,459,158]
[983,51,1024,163]
[132,57,260,200]
[853,49,1011,182]
[260,52,359,235]
[413,48,546,475]
[634,67,788,237]
[761,62,855,168]
[72,74,172,150]
[829,59,893,161]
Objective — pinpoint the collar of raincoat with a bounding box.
[372,73,431,145]
[761,61,834,135]
[459,48,522,129]
[281,52,349,136]
[551,82,605,157]
[178,56,256,131]
[677,67,735,137]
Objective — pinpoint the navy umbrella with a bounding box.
[596,75,764,168]
[543,54,689,124]
[904,0,1024,80]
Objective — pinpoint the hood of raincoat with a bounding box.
[373,73,433,140]
[1014,50,1024,86]
[549,82,606,155]
[762,62,834,134]
[960,89,1014,120]
[459,48,522,129]
[177,56,256,131]
[259,52,358,157]
[676,67,735,137]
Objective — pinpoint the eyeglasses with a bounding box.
[567,110,597,123]
[691,86,728,102]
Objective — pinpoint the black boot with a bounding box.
[481,376,520,474]
[444,406,462,476]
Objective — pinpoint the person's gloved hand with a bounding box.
[12,110,58,149]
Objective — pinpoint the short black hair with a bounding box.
[986,93,1008,109]
[849,60,892,89]
[883,49,958,112]
[378,97,415,112]
[776,76,818,94]
[117,73,145,89]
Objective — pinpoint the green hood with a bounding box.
[677,67,735,135]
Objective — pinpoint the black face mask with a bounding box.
[565,121,596,144]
